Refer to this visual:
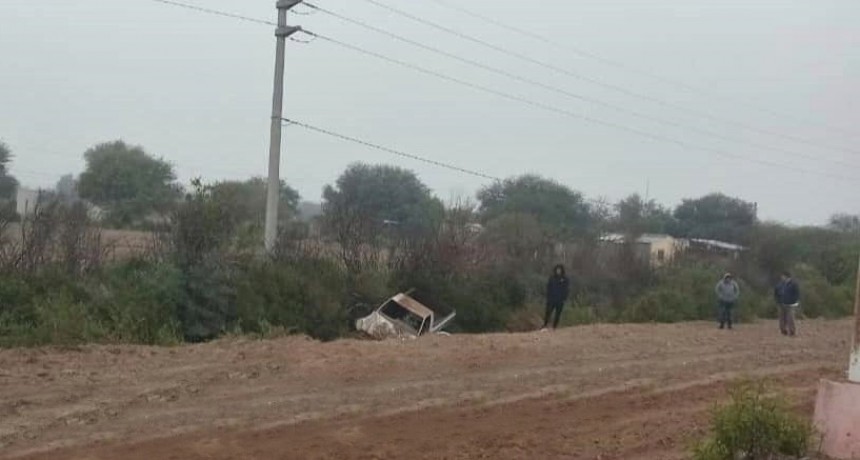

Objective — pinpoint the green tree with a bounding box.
[749,222,796,279]
[165,179,240,341]
[168,179,242,268]
[0,141,19,201]
[78,141,180,227]
[477,175,592,239]
[673,193,757,243]
[210,177,299,225]
[481,212,545,260]
[752,223,859,285]
[207,177,300,248]
[322,163,443,271]
[613,194,675,237]
[55,174,79,202]
[829,213,860,234]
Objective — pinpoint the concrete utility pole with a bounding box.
[850,251,860,382]
[265,0,302,252]
[814,249,860,459]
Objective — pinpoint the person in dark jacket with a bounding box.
[774,271,801,336]
[542,264,570,331]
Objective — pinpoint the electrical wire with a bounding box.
[290,34,318,44]
[301,30,856,183]
[358,0,860,154]
[304,2,860,171]
[140,0,858,184]
[282,118,500,181]
[425,0,860,141]
[283,118,621,206]
[147,0,276,26]
[290,4,319,16]
[147,0,859,155]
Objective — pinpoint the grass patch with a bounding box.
[693,380,814,460]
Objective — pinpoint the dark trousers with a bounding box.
[718,301,735,329]
[543,302,564,329]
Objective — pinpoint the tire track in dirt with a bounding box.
[16,366,837,460]
[1,319,851,459]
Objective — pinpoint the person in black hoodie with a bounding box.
[542,264,570,331]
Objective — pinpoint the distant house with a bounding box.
[600,233,747,266]
[599,233,689,267]
[15,186,105,223]
[15,187,40,217]
[298,201,323,221]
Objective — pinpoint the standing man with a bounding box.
[542,264,570,331]
[715,273,740,330]
[775,271,801,336]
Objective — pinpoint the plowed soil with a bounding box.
[0,319,850,459]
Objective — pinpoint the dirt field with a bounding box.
[3,223,153,260]
[0,319,850,459]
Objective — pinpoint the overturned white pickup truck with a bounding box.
[355,292,456,340]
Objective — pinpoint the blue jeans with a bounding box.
[718,301,735,328]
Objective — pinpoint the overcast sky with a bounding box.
[1,0,857,225]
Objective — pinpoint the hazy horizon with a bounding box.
[2,0,857,226]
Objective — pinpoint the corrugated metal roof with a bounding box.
[689,238,746,251]
[600,233,676,244]
[601,233,744,251]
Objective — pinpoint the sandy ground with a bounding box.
[0,319,850,459]
[3,224,152,261]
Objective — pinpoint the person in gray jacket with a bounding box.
[715,273,740,330]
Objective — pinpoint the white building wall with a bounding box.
[15,187,40,217]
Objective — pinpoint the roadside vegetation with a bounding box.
[1,141,857,346]
[693,380,815,460]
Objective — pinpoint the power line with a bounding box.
[146,0,276,26]
[304,2,860,171]
[136,2,609,206]
[290,4,319,16]
[283,118,617,206]
[358,0,860,155]
[425,0,860,141]
[301,29,856,183]
[283,118,611,206]
[138,0,856,183]
[147,0,858,155]
[283,118,500,181]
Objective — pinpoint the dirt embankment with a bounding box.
[0,319,850,459]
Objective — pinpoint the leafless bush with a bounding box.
[56,202,112,275]
[12,194,58,274]
[151,179,241,269]
[388,199,486,277]
[323,203,383,273]
[272,221,325,263]
[0,202,18,269]
[0,193,109,275]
